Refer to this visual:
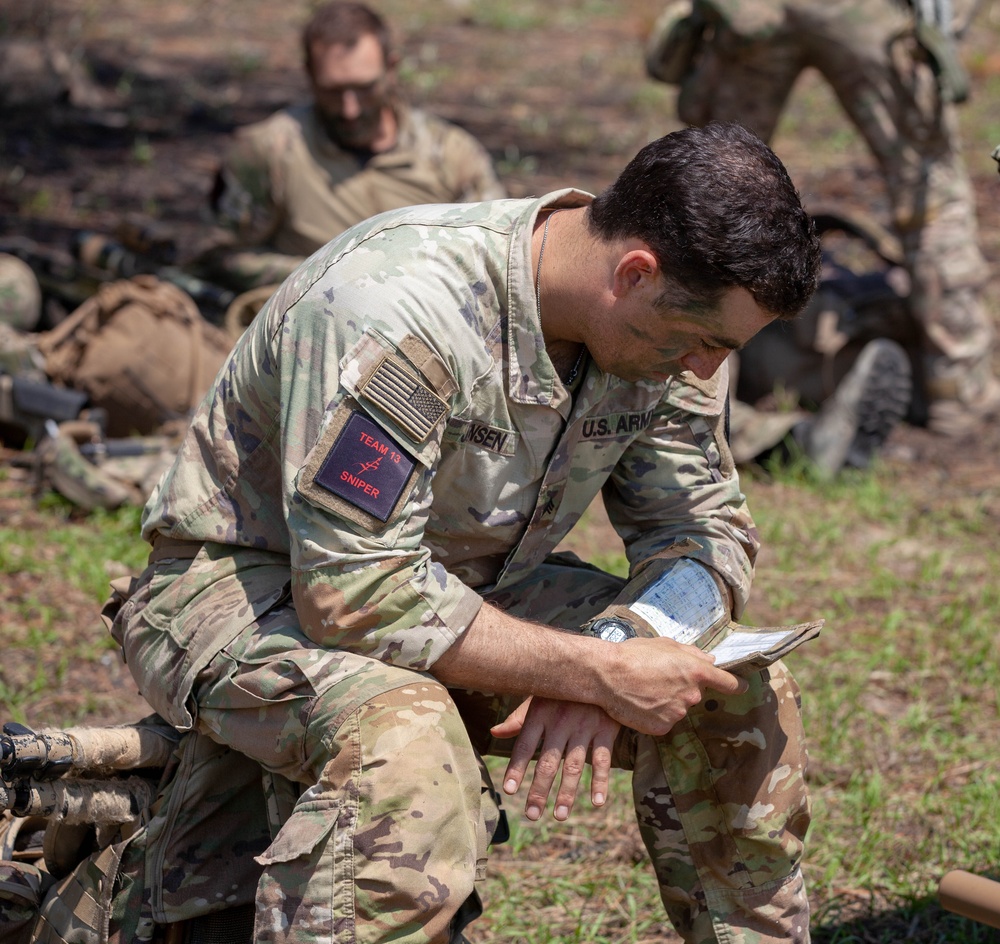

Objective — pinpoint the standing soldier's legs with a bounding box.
[895,150,996,425]
[814,1,998,428]
[682,0,998,430]
[193,602,499,944]
[481,552,812,944]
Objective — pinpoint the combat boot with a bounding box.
[798,339,912,478]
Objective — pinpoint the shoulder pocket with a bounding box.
[297,399,422,534]
[340,329,455,464]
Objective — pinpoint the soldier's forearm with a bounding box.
[430,599,746,736]
[429,602,615,708]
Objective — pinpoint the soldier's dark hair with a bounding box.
[588,121,821,321]
[302,1,393,75]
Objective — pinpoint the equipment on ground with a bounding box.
[939,869,1000,929]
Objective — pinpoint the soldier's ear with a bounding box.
[612,248,659,297]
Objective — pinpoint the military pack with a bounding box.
[36,276,233,438]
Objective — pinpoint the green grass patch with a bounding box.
[742,461,1000,940]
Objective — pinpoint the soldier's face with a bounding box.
[592,283,773,384]
[309,34,392,150]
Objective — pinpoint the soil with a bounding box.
[2,0,999,736]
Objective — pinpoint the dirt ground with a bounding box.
[2,0,1000,708]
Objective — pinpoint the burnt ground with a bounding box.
[2,0,1000,715]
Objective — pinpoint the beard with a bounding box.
[315,98,388,152]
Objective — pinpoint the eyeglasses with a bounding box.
[314,75,387,103]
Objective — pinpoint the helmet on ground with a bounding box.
[0,253,42,332]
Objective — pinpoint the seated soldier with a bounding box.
[199,0,506,294]
[115,121,823,944]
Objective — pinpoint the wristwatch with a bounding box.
[588,617,637,643]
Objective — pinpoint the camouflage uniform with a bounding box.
[649,0,998,428]
[727,392,802,465]
[116,194,811,943]
[205,102,507,292]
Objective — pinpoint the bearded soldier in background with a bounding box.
[200,0,506,297]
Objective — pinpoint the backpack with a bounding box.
[36,276,232,438]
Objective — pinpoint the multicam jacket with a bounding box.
[212,101,507,258]
[136,193,759,728]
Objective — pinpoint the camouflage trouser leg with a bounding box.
[631,663,811,944]
[193,602,500,944]
[816,6,995,408]
[479,554,811,944]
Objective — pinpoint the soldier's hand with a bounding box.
[600,636,747,735]
[491,697,620,822]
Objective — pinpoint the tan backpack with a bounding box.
[37,276,232,437]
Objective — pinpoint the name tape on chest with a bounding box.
[313,411,416,521]
[446,418,519,456]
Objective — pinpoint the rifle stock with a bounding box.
[0,372,90,446]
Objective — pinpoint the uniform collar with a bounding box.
[505,188,595,415]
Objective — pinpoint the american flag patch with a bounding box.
[358,355,448,442]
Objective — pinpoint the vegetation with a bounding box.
[477,456,1000,943]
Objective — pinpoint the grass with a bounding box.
[0,401,993,896]
[0,481,149,724]
[741,462,1000,943]
[475,452,1000,943]
[0,495,147,601]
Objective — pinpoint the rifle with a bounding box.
[0,337,173,456]
[0,229,236,326]
[71,230,236,322]
[0,371,94,448]
[5,419,175,512]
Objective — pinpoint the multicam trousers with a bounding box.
[138,553,811,944]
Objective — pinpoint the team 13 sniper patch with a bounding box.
[314,411,415,521]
